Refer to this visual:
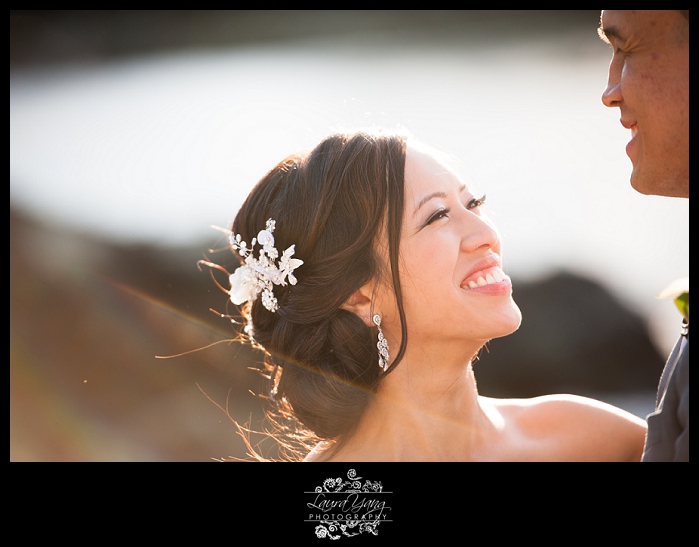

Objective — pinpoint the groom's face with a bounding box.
[599,10,689,198]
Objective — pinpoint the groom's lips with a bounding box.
[621,117,639,158]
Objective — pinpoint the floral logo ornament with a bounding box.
[314,521,379,540]
[307,469,390,539]
[314,469,383,494]
[226,219,303,313]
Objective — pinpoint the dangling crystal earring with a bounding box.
[373,314,390,372]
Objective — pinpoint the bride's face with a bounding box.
[375,144,522,349]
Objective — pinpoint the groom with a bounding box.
[597,10,689,461]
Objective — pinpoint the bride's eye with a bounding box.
[467,195,486,210]
[426,208,450,225]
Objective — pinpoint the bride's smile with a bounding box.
[376,143,522,353]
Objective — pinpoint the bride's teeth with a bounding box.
[463,267,506,289]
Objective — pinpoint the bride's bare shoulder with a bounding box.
[488,393,646,429]
[488,393,640,417]
[483,394,647,461]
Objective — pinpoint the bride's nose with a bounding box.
[459,213,499,254]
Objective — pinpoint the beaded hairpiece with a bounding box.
[225,219,303,313]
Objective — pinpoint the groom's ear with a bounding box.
[340,282,375,327]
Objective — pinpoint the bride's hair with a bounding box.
[226,129,409,459]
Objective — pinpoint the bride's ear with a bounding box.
[340,282,375,327]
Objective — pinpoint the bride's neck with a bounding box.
[338,355,494,461]
[378,352,481,417]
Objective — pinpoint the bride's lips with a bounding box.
[460,256,512,295]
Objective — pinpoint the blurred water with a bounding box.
[10,26,688,358]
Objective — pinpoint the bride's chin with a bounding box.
[498,304,523,335]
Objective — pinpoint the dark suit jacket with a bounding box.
[642,320,689,462]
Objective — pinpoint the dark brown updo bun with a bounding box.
[230,129,409,457]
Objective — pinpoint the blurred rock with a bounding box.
[474,271,665,397]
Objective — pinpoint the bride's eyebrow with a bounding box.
[413,183,467,217]
[414,191,446,217]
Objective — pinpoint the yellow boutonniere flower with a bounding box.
[657,276,689,322]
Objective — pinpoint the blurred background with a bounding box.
[10,10,688,461]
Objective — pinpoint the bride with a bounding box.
[207,127,646,461]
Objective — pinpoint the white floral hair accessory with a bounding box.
[225,219,303,313]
